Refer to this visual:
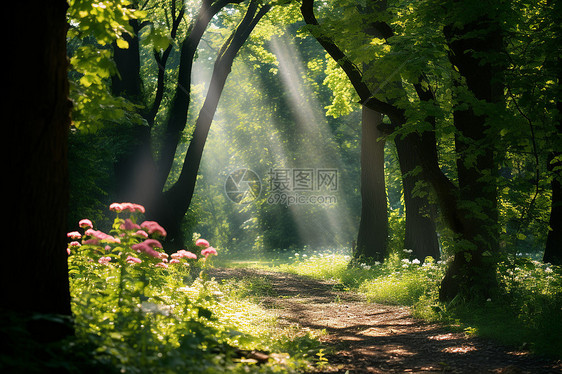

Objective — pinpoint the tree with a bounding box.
[4,0,72,339]
[356,108,389,261]
[542,0,562,265]
[437,8,504,300]
[544,66,562,265]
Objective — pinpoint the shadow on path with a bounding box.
[209,267,561,374]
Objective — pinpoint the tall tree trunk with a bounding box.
[355,107,388,261]
[111,19,161,207]
[109,0,241,213]
[301,0,443,263]
[439,16,503,301]
[395,134,440,261]
[543,56,562,265]
[5,0,72,339]
[111,19,143,104]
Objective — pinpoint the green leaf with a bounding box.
[116,38,129,49]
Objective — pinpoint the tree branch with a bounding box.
[299,0,405,124]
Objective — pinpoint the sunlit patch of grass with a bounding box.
[276,252,352,281]
[216,274,330,369]
[359,271,431,305]
[220,275,278,300]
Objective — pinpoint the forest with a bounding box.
[2,0,561,373]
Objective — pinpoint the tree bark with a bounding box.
[395,134,440,261]
[355,107,388,261]
[439,16,503,301]
[543,56,562,265]
[110,18,161,207]
[5,0,72,339]
[301,0,441,263]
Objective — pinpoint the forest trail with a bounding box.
[209,267,561,374]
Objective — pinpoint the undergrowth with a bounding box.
[0,204,326,374]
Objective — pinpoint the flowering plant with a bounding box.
[67,202,217,275]
[66,203,227,370]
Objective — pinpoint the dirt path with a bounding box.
[209,267,561,374]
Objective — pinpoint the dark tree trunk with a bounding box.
[111,19,143,104]
[5,0,72,339]
[543,58,562,265]
[395,134,440,262]
[155,0,242,191]
[355,107,388,261]
[439,16,503,301]
[111,19,161,207]
[543,153,561,265]
[301,0,442,264]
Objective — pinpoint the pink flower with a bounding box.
[69,241,81,248]
[169,259,180,264]
[175,249,197,260]
[85,229,120,244]
[121,202,146,213]
[131,239,163,258]
[121,218,141,231]
[98,256,111,265]
[82,238,100,245]
[79,219,93,229]
[110,202,145,214]
[201,247,217,258]
[134,230,149,238]
[140,221,167,237]
[66,247,71,255]
[126,256,142,264]
[154,262,168,269]
[67,231,81,240]
[109,203,124,212]
[195,238,210,248]
[144,239,163,248]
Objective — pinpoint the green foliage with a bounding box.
[67,0,146,131]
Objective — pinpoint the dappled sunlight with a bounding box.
[442,345,478,354]
[268,32,357,249]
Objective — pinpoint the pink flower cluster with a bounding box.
[110,202,146,214]
[79,219,93,229]
[68,203,218,272]
[84,229,121,245]
[140,221,167,237]
[196,238,217,258]
[132,239,164,259]
[126,255,142,264]
[170,249,198,264]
